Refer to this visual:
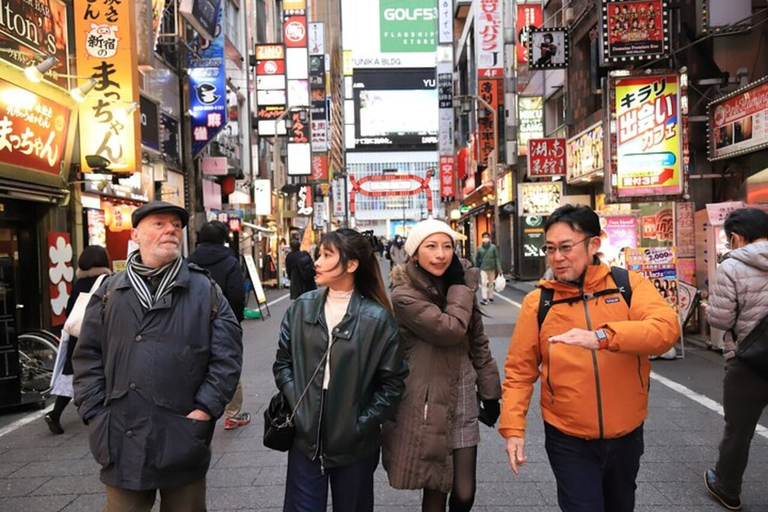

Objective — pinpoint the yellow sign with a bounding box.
[74,0,140,173]
[614,74,682,197]
[343,50,353,76]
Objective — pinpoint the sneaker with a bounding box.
[480,299,488,305]
[704,469,742,510]
[44,413,64,435]
[224,412,252,430]
[489,298,495,303]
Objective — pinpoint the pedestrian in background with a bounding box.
[475,232,502,305]
[45,245,111,435]
[274,228,407,512]
[189,220,251,431]
[383,219,501,512]
[389,234,409,267]
[501,204,679,512]
[284,238,317,300]
[705,208,768,511]
[74,201,242,512]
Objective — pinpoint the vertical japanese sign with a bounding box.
[438,0,453,44]
[614,74,682,197]
[602,0,669,63]
[439,155,455,200]
[380,0,437,53]
[518,96,543,155]
[527,138,567,178]
[74,0,141,173]
[437,61,453,157]
[309,154,329,182]
[476,0,503,78]
[0,80,71,176]
[188,11,227,157]
[255,44,286,136]
[48,233,73,326]
[516,3,542,65]
[477,79,502,166]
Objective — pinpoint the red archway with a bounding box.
[349,173,433,216]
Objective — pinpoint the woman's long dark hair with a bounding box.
[320,228,393,315]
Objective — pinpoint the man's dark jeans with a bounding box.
[715,357,768,496]
[544,422,644,512]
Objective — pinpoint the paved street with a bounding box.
[2,275,768,511]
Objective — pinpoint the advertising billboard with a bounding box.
[528,28,569,69]
[566,121,604,184]
[708,77,768,161]
[518,96,544,155]
[613,73,682,197]
[602,0,669,63]
[342,0,437,68]
[516,4,543,65]
[352,68,438,151]
[519,182,562,217]
[180,0,221,41]
[476,0,503,78]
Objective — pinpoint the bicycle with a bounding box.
[17,329,59,397]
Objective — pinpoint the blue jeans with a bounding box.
[283,447,379,512]
[544,422,644,512]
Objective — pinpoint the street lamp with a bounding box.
[455,94,501,249]
[271,105,309,289]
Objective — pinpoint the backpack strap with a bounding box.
[209,278,223,322]
[537,287,555,330]
[609,266,632,307]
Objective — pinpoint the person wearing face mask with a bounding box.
[389,234,409,268]
[274,228,407,512]
[382,219,502,512]
[475,232,502,305]
[704,208,768,511]
[500,204,679,512]
[73,201,243,512]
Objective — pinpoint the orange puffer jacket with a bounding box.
[500,264,680,440]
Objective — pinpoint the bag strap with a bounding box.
[609,266,632,307]
[537,287,555,330]
[88,274,108,294]
[288,341,334,422]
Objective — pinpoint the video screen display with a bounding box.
[353,68,438,151]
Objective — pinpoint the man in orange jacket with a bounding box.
[500,204,680,512]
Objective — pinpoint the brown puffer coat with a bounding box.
[382,260,501,493]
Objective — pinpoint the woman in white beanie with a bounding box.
[382,219,501,511]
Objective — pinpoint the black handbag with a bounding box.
[263,344,333,452]
[735,312,768,375]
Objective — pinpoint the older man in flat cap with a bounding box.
[74,201,243,512]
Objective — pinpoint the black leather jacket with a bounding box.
[273,288,407,468]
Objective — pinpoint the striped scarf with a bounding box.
[125,251,183,310]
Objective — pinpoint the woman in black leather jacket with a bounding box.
[273,228,408,512]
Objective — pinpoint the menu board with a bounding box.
[625,246,678,309]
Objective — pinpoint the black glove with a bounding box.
[443,255,465,287]
[478,399,501,427]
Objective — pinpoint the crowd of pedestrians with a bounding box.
[48,200,767,512]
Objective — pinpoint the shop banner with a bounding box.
[675,201,695,257]
[709,78,768,161]
[528,28,569,69]
[600,215,638,267]
[614,74,682,197]
[0,79,71,176]
[297,185,313,215]
[437,0,452,44]
[639,203,674,245]
[333,178,345,217]
[439,155,455,200]
[475,0,503,78]
[497,171,514,206]
[253,179,271,216]
[567,121,604,183]
[188,11,227,157]
[179,0,221,41]
[309,154,329,182]
[74,0,141,173]
[379,0,437,53]
[519,182,562,217]
[0,0,70,89]
[705,200,745,226]
[309,22,324,55]
[528,138,567,178]
[477,79,502,165]
[518,96,543,156]
[625,246,678,309]
[284,15,307,48]
[48,232,73,327]
[602,0,669,62]
[516,4,542,65]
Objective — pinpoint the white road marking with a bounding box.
[494,293,523,309]
[267,293,290,307]
[0,404,53,438]
[650,371,768,440]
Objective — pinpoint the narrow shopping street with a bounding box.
[1,278,767,511]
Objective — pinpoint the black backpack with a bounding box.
[537,267,633,329]
[297,252,316,281]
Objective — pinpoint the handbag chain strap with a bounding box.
[287,339,334,422]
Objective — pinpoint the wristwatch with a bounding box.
[595,329,610,350]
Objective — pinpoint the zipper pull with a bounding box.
[320,455,326,476]
[423,402,429,421]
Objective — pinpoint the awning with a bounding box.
[0,177,67,204]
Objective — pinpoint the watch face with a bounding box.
[596,329,608,341]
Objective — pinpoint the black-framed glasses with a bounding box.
[542,236,593,256]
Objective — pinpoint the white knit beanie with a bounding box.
[404,219,465,257]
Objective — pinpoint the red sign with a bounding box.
[257,60,286,75]
[48,233,73,327]
[527,138,567,178]
[710,80,768,160]
[256,44,285,60]
[477,79,502,166]
[309,154,329,182]
[439,156,456,199]
[0,79,71,176]
[284,16,308,48]
[604,0,667,62]
[517,4,543,64]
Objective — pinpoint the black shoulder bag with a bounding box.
[263,343,333,452]
[735,312,768,376]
